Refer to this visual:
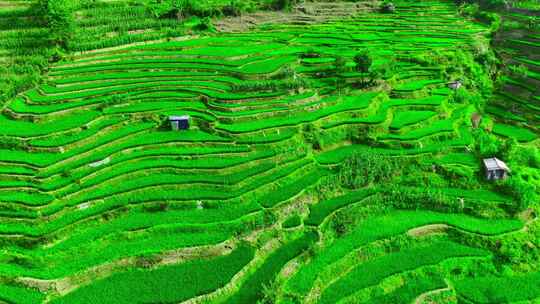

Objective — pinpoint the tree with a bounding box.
[354,51,372,74]
[223,0,247,16]
[271,0,294,11]
[354,51,375,87]
[38,0,75,48]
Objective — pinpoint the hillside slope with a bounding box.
[0,0,538,303]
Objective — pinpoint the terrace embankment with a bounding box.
[0,0,538,303]
[214,1,381,32]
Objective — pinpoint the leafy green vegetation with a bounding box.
[0,0,538,303]
[318,241,489,304]
[455,272,540,303]
[0,284,45,304]
[52,244,255,304]
[225,232,318,303]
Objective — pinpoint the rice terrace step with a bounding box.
[0,0,538,303]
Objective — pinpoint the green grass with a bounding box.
[0,0,532,301]
[282,215,302,229]
[260,166,328,208]
[390,110,438,129]
[364,276,447,304]
[0,284,45,304]
[224,232,318,304]
[216,93,376,133]
[394,79,444,91]
[455,272,540,303]
[492,123,537,142]
[51,244,255,304]
[380,119,456,141]
[0,110,101,137]
[305,188,377,226]
[434,152,478,167]
[287,210,521,296]
[322,95,446,129]
[318,241,489,304]
[315,143,452,165]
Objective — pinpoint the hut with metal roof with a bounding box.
[169,115,190,131]
[483,157,510,180]
[448,80,462,90]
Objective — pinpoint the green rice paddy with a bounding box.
[0,0,538,303]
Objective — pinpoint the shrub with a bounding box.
[193,17,214,31]
[0,136,28,150]
[473,129,502,158]
[380,1,396,13]
[338,149,401,189]
[509,64,529,81]
[269,0,294,11]
[222,0,245,16]
[330,211,355,237]
[142,202,169,213]
[302,123,321,150]
[498,177,536,213]
[145,0,219,19]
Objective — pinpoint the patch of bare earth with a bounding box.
[407,224,449,237]
[0,1,29,9]
[214,1,381,33]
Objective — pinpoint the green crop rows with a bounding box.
[0,0,538,303]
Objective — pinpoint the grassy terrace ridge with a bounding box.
[285,210,522,297]
[50,243,256,304]
[317,240,490,304]
[0,0,538,303]
[454,271,540,303]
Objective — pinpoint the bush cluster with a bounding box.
[144,0,297,19]
[338,149,402,189]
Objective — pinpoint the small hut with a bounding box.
[448,80,462,90]
[483,157,510,180]
[169,115,190,131]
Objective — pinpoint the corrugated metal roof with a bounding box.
[169,115,190,121]
[483,157,510,172]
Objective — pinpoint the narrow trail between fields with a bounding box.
[414,286,452,304]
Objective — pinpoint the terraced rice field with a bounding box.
[0,0,539,303]
[0,0,50,103]
[489,6,540,137]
